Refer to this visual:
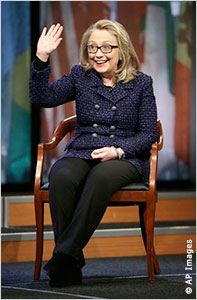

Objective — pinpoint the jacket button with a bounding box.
[92,133,98,137]
[110,125,116,130]
[111,105,117,111]
[109,134,115,138]
[95,104,100,109]
[93,123,98,128]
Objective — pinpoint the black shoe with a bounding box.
[49,267,82,287]
[44,252,78,275]
[43,252,82,287]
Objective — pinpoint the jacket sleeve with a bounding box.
[118,76,158,158]
[29,60,76,108]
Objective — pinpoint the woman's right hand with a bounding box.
[36,23,63,62]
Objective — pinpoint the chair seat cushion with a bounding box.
[120,182,149,191]
[41,182,50,190]
[41,182,149,191]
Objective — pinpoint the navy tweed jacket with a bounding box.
[30,63,158,182]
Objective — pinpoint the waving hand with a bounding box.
[36,23,63,62]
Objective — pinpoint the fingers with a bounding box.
[46,24,56,36]
[91,152,105,159]
[52,24,63,38]
[91,148,103,159]
[54,26,63,42]
[41,27,47,37]
[91,147,117,161]
[51,24,60,36]
[92,151,111,162]
[91,148,105,158]
[92,148,104,155]
[46,23,63,37]
[91,147,111,160]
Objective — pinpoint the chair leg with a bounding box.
[34,199,44,280]
[153,248,161,274]
[139,205,160,273]
[139,201,160,281]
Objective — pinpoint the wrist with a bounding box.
[36,51,49,62]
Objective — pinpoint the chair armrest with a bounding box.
[43,115,77,150]
[34,115,77,193]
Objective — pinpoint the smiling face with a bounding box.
[87,29,120,80]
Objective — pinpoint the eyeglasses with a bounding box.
[87,44,119,54]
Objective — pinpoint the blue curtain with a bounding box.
[1,1,31,183]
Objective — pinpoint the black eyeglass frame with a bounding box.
[86,44,119,54]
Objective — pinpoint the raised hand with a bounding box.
[36,23,63,62]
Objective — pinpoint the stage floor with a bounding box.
[1,255,196,299]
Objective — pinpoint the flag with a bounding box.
[141,1,189,180]
[1,1,31,183]
[117,1,148,63]
[174,1,193,167]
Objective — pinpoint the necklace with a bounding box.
[105,84,115,91]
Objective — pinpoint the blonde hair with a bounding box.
[80,19,140,83]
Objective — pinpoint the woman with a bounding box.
[30,19,158,287]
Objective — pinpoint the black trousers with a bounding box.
[49,157,141,267]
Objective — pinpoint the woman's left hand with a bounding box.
[91,147,118,162]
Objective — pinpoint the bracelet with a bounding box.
[118,148,125,159]
[112,146,124,160]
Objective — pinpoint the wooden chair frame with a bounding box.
[34,115,163,281]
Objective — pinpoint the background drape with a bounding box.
[2,1,31,184]
[1,1,196,185]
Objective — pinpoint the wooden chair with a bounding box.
[34,115,163,281]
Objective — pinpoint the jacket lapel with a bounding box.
[87,69,135,104]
